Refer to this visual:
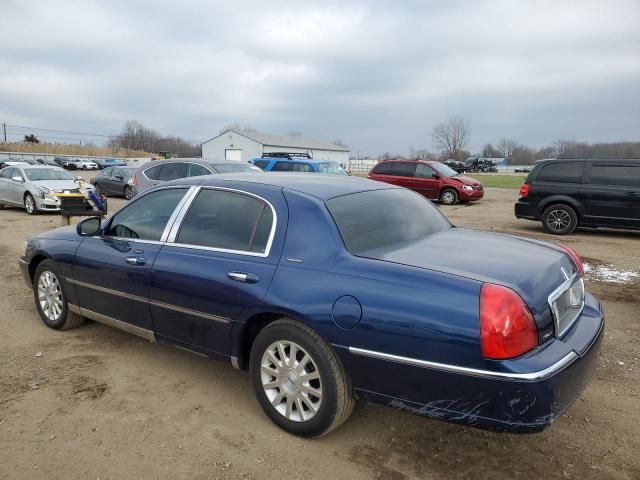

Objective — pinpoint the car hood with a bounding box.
[33,225,79,241]
[33,180,91,192]
[450,175,481,186]
[358,227,575,318]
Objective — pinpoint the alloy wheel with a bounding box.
[441,190,456,204]
[547,209,571,231]
[260,340,323,422]
[25,195,35,214]
[37,271,63,322]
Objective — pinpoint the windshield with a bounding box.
[23,168,75,181]
[316,162,348,175]
[326,189,451,255]
[431,162,458,177]
[213,164,262,173]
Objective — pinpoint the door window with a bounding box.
[590,165,640,188]
[388,162,416,177]
[537,162,583,183]
[176,189,274,254]
[158,163,188,181]
[187,163,212,177]
[102,167,113,177]
[105,188,187,240]
[253,160,270,170]
[371,162,392,175]
[415,163,436,178]
[112,169,124,179]
[144,164,163,180]
[272,162,292,172]
[0,168,14,179]
[291,163,314,172]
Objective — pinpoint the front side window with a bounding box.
[158,163,188,181]
[0,168,14,179]
[591,165,640,188]
[106,188,187,240]
[415,163,436,178]
[102,167,113,177]
[272,162,293,172]
[431,162,458,177]
[253,160,270,170]
[291,163,314,172]
[388,162,416,177]
[327,188,451,255]
[537,162,584,183]
[176,189,274,254]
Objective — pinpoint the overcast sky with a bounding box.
[1,0,639,155]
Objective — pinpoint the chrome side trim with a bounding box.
[68,303,82,315]
[165,186,278,258]
[148,299,230,324]
[67,278,147,303]
[348,347,578,381]
[230,356,240,369]
[78,306,155,342]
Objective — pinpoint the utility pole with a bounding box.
[2,122,6,143]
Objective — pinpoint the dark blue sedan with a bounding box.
[18,174,604,437]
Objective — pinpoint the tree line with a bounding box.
[109,120,200,157]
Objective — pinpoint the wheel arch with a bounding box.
[28,254,50,284]
[537,195,584,218]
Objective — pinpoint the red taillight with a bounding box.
[130,174,138,187]
[518,183,530,199]
[480,283,538,359]
[556,243,584,277]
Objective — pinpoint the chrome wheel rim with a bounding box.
[548,209,571,231]
[442,191,455,204]
[37,271,63,322]
[25,195,35,213]
[261,341,322,422]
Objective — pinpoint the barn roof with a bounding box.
[203,129,350,152]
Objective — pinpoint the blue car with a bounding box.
[18,174,603,437]
[252,155,348,175]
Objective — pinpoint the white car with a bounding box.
[63,159,98,170]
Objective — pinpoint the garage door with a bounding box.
[225,149,242,161]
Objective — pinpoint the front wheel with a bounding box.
[24,193,38,215]
[123,185,133,200]
[250,318,355,437]
[439,188,458,205]
[33,260,84,330]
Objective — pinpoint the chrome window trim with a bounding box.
[547,272,585,338]
[348,347,578,381]
[166,186,278,258]
[160,186,199,241]
[142,161,214,182]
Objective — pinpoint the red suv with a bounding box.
[367,160,484,204]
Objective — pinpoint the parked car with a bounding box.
[0,165,93,214]
[62,158,80,170]
[252,155,348,176]
[36,158,60,167]
[91,166,138,199]
[514,167,532,173]
[130,158,262,196]
[0,160,29,169]
[464,158,498,173]
[52,157,67,168]
[76,159,99,170]
[104,158,128,167]
[368,160,484,204]
[19,174,603,436]
[516,158,640,234]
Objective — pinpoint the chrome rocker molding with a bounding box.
[348,347,578,381]
[68,303,155,342]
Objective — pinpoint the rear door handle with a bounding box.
[227,271,259,283]
[125,256,146,266]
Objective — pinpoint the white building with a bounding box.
[201,129,350,164]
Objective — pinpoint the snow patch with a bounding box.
[583,263,639,284]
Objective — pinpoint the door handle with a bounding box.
[227,271,259,283]
[125,256,146,266]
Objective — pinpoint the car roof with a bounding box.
[256,157,337,164]
[535,157,640,164]
[167,172,399,200]
[138,158,248,168]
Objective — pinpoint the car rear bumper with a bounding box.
[341,292,604,432]
[515,200,538,220]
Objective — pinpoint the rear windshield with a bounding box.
[326,189,451,254]
[213,164,262,173]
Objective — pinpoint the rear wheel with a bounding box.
[439,188,458,205]
[124,185,133,200]
[24,193,38,215]
[542,204,577,235]
[250,318,355,437]
[33,260,84,330]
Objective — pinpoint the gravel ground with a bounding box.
[0,184,638,480]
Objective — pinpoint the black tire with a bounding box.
[124,185,133,200]
[24,193,38,215]
[33,260,84,330]
[83,165,88,170]
[439,188,458,205]
[250,318,355,437]
[542,204,578,235]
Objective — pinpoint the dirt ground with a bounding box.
[1,182,638,480]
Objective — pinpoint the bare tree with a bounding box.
[496,138,517,158]
[287,131,302,137]
[432,116,470,160]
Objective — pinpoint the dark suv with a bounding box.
[515,158,640,234]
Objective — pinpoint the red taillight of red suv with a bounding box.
[518,183,530,199]
[480,283,538,359]
[556,243,584,277]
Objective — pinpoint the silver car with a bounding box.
[0,165,94,215]
[129,158,263,196]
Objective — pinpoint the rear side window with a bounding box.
[272,162,293,172]
[388,162,416,177]
[253,160,270,170]
[291,163,314,172]
[176,189,274,254]
[159,163,188,181]
[536,162,583,183]
[144,164,163,180]
[106,188,187,240]
[327,189,450,254]
[187,163,211,177]
[590,165,640,188]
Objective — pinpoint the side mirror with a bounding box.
[77,217,101,236]
[432,173,441,179]
[115,175,124,180]
[12,176,24,183]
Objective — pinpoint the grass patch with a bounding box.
[467,174,527,189]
